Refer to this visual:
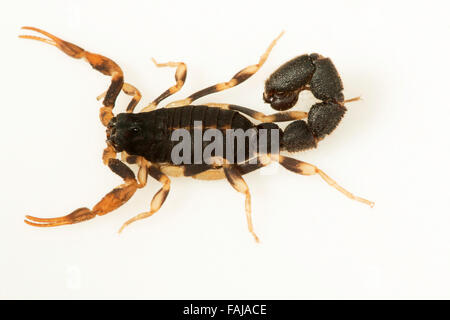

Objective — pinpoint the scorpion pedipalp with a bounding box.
[19,26,125,126]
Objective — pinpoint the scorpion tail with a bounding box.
[281,101,350,152]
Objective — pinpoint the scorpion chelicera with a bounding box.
[20,27,373,242]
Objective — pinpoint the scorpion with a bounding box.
[20,26,374,242]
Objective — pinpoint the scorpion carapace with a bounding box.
[20,26,373,243]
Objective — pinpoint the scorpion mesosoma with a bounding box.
[20,27,373,242]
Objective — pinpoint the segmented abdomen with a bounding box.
[145,105,255,164]
[167,105,253,131]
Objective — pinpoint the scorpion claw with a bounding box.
[24,218,71,228]
[24,208,96,228]
[19,26,58,46]
[19,26,86,59]
[18,34,56,46]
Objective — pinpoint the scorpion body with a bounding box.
[20,27,373,242]
[108,105,255,165]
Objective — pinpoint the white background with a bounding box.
[1,0,450,299]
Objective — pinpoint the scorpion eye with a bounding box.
[129,126,141,134]
[275,91,288,97]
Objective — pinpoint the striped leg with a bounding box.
[224,164,260,243]
[120,154,149,187]
[140,59,187,112]
[205,103,307,123]
[19,26,125,126]
[274,154,374,207]
[165,32,284,108]
[159,155,272,242]
[118,164,171,233]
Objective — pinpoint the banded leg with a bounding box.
[161,157,271,241]
[97,83,142,113]
[205,103,307,123]
[205,99,360,123]
[140,59,187,112]
[274,154,374,207]
[25,159,140,227]
[224,164,260,243]
[19,26,124,126]
[120,154,149,187]
[165,32,284,108]
[119,164,171,233]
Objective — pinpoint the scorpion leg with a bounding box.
[19,26,125,126]
[119,164,171,233]
[273,154,374,207]
[165,32,284,108]
[119,154,149,187]
[25,159,141,227]
[136,158,149,187]
[160,157,272,241]
[205,103,307,123]
[97,83,142,113]
[140,59,187,112]
[223,164,259,243]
